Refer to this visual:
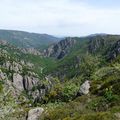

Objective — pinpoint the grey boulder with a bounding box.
[27,107,44,120]
[79,80,90,95]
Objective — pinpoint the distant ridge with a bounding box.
[0,29,60,49]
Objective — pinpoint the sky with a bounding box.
[0,0,120,36]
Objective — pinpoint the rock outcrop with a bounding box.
[27,107,44,120]
[88,35,120,54]
[12,72,46,101]
[43,38,76,59]
[88,35,106,53]
[13,73,24,91]
[107,40,120,60]
[3,61,23,73]
[23,76,39,90]
[0,40,8,45]
[79,80,90,95]
[21,48,41,55]
[114,113,120,120]
[0,47,47,102]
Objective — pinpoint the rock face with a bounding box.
[79,80,90,95]
[88,35,120,54]
[3,61,23,73]
[21,48,41,55]
[107,40,120,60]
[13,73,24,91]
[27,107,44,120]
[12,73,40,92]
[88,36,106,53]
[12,71,53,102]
[43,38,76,59]
[23,76,39,90]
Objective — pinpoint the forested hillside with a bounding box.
[0,30,60,49]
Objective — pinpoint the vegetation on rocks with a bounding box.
[0,33,120,119]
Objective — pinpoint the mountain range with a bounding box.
[0,30,120,120]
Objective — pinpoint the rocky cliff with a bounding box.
[88,35,120,54]
[21,48,41,55]
[43,37,76,59]
[107,39,120,60]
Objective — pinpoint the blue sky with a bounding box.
[0,0,120,36]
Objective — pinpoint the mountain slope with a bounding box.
[40,34,120,120]
[0,34,120,120]
[46,34,120,79]
[0,29,60,49]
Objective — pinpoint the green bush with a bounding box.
[87,97,109,112]
[73,112,115,120]
[62,83,79,102]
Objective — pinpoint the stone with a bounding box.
[114,113,120,119]
[23,76,39,90]
[0,70,7,80]
[79,80,90,95]
[3,61,22,73]
[107,40,120,60]
[13,73,24,91]
[27,107,44,120]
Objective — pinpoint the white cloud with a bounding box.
[0,0,120,36]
